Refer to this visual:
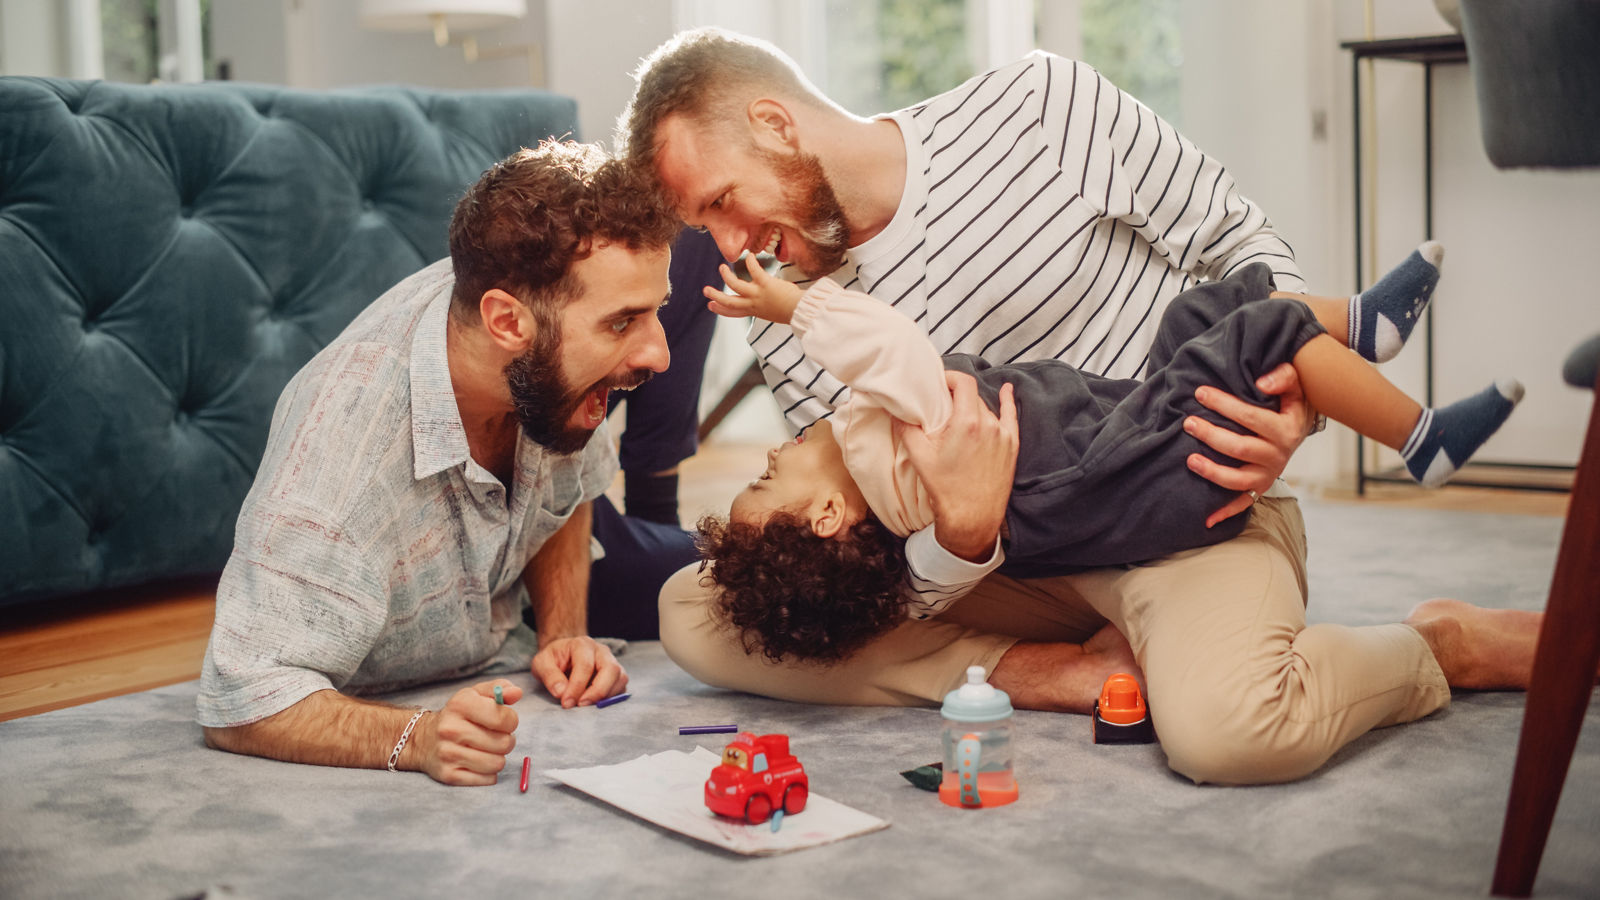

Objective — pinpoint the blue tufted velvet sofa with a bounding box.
[0,77,579,609]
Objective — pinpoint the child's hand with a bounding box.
[703,258,803,324]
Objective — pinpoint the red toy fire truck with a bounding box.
[703,732,809,824]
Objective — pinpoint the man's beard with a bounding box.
[503,327,654,456]
[762,148,851,279]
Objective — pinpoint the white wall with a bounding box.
[0,0,67,76]
[214,0,548,93]
[1178,0,1346,485]
[1333,0,1599,476]
[544,0,673,145]
[210,0,288,84]
[1171,0,1598,485]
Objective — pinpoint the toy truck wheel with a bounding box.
[744,793,773,824]
[782,783,807,815]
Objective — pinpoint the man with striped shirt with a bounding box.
[624,29,1537,784]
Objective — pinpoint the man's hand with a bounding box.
[531,636,629,709]
[415,680,521,786]
[895,371,1018,562]
[1183,362,1314,528]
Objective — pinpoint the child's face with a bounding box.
[729,419,861,527]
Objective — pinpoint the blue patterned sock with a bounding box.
[1402,379,1524,487]
[1349,241,1444,363]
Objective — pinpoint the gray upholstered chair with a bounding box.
[1460,0,1600,168]
[0,79,577,610]
[1457,1,1600,895]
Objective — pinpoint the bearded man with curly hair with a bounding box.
[199,141,689,786]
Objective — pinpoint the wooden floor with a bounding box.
[0,439,1569,723]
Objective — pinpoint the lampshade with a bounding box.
[359,0,526,33]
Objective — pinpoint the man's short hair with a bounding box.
[448,139,678,319]
[618,27,825,180]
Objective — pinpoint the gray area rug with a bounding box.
[2,499,1596,899]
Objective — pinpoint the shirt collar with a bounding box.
[409,284,474,481]
[848,112,925,265]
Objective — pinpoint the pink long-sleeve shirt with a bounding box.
[788,278,955,539]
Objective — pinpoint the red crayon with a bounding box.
[519,756,531,793]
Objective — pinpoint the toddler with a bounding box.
[694,246,1521,663]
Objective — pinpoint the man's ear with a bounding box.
[747,98,798,152]
[810,491,854,540]
[478,288,537,353]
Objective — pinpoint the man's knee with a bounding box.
[1152,684,1332,786]
[657,562,742,689]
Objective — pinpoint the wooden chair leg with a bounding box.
[1491,386,1600,897]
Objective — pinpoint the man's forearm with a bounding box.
[525,501,593,645]
[202,688,434,772]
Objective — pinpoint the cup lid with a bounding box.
[941,665,1014,722]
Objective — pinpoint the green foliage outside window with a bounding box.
[1080,0,1183,126]
[101,0,158,83]
[100,0,214,84]
[876,0,972,111]
[825,0,973,115]
[821,0,1182,124]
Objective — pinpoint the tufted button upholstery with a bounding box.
[0,77,579,606]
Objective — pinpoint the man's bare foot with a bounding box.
[1404,597,1543,690]
[989,624,1142,714]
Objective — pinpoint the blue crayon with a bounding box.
[678,724,738,735]
[595,692,631,709]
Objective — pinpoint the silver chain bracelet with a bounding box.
[387,708,428,772]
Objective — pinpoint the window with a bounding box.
[100,0,214,83]
[813,0,1181,125]
[822,0,976,115]
[1079,0,1182,125]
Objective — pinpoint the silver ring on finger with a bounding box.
[1247,490,1259,503]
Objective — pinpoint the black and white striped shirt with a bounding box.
[751,51,1305,610]
[755,51,1303,429]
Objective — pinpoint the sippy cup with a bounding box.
[939,665,1018,808]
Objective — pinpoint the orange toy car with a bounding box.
[704,732,808,824]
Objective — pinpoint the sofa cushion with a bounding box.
[0,78,578,606]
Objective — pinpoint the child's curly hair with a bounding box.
[695,512,909,664]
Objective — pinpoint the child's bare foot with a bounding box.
[990,624,1142,714]
[1404,597,1543,690]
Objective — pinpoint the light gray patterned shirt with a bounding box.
[197,260,616,727]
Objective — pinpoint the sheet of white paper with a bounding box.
[544,746,890,856]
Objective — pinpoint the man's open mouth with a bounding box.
[574,375,650,430]
[578,386,608,429]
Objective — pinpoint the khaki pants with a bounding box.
[658,497,1451,784]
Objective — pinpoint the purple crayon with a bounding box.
[595,692,631,709]
[679,724,738,735]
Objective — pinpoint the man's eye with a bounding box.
[611,319,630,334]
